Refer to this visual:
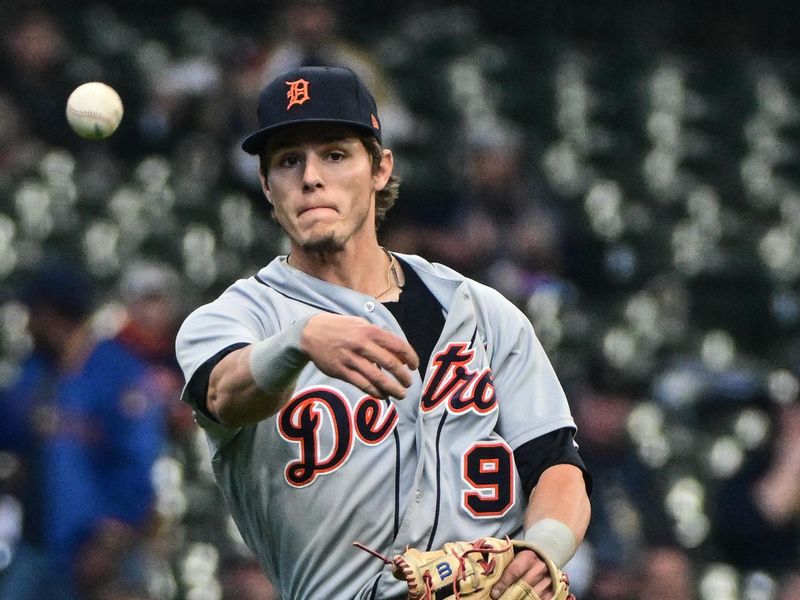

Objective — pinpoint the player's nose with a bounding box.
[301,154,324,192]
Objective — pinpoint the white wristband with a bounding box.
[523,518,577,569]
[248,316,312,394]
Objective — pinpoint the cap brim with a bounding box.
[241,119,379,155]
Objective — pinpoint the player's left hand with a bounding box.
[490,549,555,600]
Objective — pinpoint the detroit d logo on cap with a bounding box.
[286,78,310,109]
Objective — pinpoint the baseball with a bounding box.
[66,82,124,139]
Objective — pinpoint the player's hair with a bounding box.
[258,134,400,226]
[361,135,400,225]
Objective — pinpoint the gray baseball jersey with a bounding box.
[176,253,576,600]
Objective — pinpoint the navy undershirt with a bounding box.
[382,259,444,381]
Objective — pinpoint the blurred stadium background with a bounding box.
[1,1,799,599]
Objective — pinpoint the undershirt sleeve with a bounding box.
[513,427,593,499]
[186,342,250,422]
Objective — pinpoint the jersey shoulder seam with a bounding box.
[253,274,338,314]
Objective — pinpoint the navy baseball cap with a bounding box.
[241,66,382,155]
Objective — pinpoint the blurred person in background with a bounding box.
[117,260,182,374]
[384,124,570,303]
[116,260,193,441]
[570,366,678,600]
[778,572,800,600]
[220,556,276,600]
[710,388,800,576]
[0,261,166,600]
[753,400,800,538]
[635,545,695,600]
[0,5,77,148]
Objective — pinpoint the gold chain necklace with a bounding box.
[375,247,403,299]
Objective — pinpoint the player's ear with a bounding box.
[258,169,273,205]
[373,148,393,192]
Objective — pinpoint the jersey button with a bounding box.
[415,490,422,503]
[364,301,376,312]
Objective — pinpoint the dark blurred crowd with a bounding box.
[1,1,799,599]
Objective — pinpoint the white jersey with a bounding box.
[176,253,576,600]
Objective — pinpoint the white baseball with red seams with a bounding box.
[66,82,124,139]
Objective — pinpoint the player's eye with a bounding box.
[277,154,301,168]
[327,150,346,162]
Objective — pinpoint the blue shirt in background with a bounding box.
[0,337,165,567]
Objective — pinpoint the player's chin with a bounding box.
[298,231,346,253]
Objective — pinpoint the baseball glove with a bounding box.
[354,536,575,600]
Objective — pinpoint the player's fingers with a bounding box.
[533,575,554,599]
[346,357,408,399]
[371,329,419,370]
[358,344,414,389]
[341,368,384,400]
[490,551,545,600]
[496,576,554,600]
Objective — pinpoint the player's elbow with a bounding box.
[207,351,283,427]
[207,380,270,427]
[206,385,242,426]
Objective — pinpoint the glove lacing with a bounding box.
[446,537,510,599]
[354,538,513,600]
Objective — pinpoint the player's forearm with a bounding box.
[208,319,311,426]
[523,463,591,566]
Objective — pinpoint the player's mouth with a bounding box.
[298,205,337,217]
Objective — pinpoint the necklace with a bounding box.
[375,247,403,299]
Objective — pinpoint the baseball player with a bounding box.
[176,66,591,600]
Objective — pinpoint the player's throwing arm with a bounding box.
[207,313,418,426]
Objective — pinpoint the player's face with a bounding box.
[262,124,392,254]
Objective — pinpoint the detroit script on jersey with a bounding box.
[277,341,497,488]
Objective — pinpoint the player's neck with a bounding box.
[287,242,403,298]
